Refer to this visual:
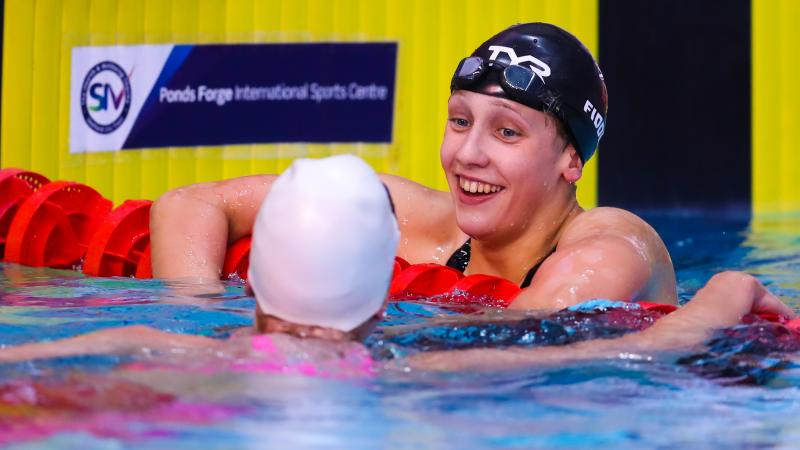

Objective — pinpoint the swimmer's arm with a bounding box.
[407,272,796,371]
[510,233,653,310]
[0,325,222,363]
[150,175,275,280]
[510,208,677,309]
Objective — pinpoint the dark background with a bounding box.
[597,0,751,212]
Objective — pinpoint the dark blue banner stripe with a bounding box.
[123,42,397,149]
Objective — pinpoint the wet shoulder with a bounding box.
[379,174,455,228]
[560,207,659,246]
[560,207,678,304]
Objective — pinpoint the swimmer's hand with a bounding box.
[405,272,796,372]
[0,326,221,363]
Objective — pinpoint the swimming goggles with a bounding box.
[450,56,549,111]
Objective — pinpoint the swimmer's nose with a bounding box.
[455,130,490,168]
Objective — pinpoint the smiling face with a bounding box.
[440,89,581,242]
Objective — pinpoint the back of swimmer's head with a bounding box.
[451,22,608,162]
[247,154,400,333]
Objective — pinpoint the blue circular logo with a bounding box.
[80,61,132,134]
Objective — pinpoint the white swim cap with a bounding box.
[248,154,400,332]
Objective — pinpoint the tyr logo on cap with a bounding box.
[487,45,552,83]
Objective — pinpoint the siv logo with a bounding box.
[487,45,551,83]
[80,61,132,134]
[584,100,605,138]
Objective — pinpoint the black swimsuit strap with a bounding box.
[519,254,549,289]
[445,238,472,272]
[445,238,555,289]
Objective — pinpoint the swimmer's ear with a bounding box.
[561,144,583,185]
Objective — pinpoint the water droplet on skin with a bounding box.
[622,235,649,262]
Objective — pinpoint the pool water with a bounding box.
[3,212,800,449]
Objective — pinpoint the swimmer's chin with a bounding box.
[454,222,497,242]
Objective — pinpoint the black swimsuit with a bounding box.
[445,239,555,288]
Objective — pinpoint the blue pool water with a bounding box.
[3,212,800,449]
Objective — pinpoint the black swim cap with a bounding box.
[451,23,608,162]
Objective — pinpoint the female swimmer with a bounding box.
[149,23,676,310]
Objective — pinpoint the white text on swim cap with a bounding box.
[584,100,605,138]
[487,45,551,83]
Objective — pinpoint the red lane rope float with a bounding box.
[0,169,51,260]
[636,301,678,314]
[786,318,800,333]
[388,262,520,305]
[393,256,410,279]
[222,236,252,280]
[389,263,464,297]
[638,301,800,332]
[83,200,153,277]
[0,169,50,191]
[4,181,112,268]
[449,274,521,306]
[135,244,152,279]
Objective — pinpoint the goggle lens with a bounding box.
[502,65,535,92]
[456,56,485,80]
[451,57,546,112]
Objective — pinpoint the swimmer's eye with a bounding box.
[449,117,470,128]
[499,127,521,138]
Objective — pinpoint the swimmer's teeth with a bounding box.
[459,177,502,194]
